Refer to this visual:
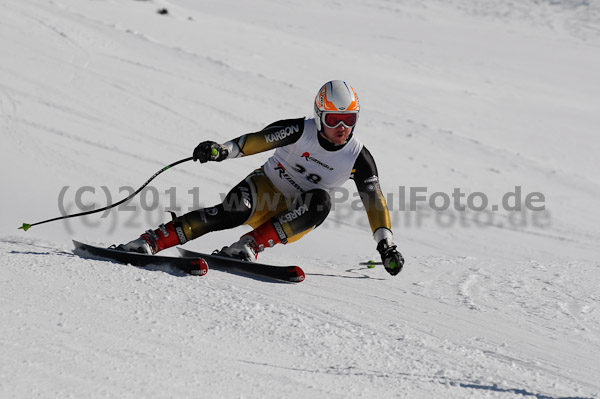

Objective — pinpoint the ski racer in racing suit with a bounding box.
[118,80,404,276]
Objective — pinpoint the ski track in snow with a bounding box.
[1,237,598,399]
[1,0,600,398]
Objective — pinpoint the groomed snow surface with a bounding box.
[1,0,599,398]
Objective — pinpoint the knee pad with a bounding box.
[300,189,331,227]
[221,181,254,222]
[177,182,254,240]
[275,189,331,238]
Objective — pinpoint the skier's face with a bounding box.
[321,124,352,145]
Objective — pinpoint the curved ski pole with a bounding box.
[19,157,194,231]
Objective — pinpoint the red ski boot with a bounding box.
[219,220,285,262]
[117,221,185,255]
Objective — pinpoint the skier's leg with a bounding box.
[177,183,254,241]
[117,169,281,254]
[220,188,331,261]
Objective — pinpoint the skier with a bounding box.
[118,80,404,276]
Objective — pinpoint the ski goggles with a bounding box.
[321,112,358,129]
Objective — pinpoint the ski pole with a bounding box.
[359,260,382,268]
[19,156,194,231]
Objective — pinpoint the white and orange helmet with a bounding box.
[314,80,360,131]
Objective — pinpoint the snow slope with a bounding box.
[1,0,599,398]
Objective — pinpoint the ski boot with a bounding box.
[219,220,284,262]
[116,221,184,255]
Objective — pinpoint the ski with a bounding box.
[177,247,305,283]
[73,240,208,276]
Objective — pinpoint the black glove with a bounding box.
[377,239,404,276]
[193,141,229,163]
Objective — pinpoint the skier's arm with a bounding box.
[352,147,404,275]
[352,146,391,234]
[193,118,305,162]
